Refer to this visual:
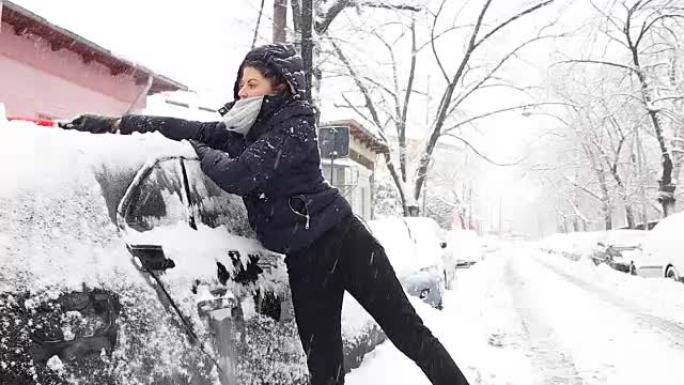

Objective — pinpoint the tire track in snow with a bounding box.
[534,256,684,350]
[504,259,587,385]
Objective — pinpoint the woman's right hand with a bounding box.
[59,114,120,134]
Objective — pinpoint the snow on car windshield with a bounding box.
[0,121,194,292]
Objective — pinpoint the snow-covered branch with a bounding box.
[442,102,576,134]
[442,133,525,167]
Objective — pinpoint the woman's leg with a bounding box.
[285,227,346,385]
[339,216,470,385]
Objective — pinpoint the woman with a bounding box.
[62,43,470,385]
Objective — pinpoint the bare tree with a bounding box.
[288,0,420,106]
[557,0,684,217]
[330,0,564,215]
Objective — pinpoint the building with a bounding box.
[320,119,388,220]
[0,0,186,121]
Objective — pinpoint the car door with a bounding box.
[119,156,253,385]
[120,156,263,292]
[181,158,289,311]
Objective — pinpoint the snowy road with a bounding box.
[347,244,684,385]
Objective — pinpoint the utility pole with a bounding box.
[273,0,288,43]
[301,0,314,103]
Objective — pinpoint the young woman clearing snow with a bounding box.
[62,43,470,385]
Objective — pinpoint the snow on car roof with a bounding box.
[643,211,684,252]
[0,120,195,198]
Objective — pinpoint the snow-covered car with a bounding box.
[633,212,684,281]
[0,121,382,384]
[368,217,447,308]
[445,230,485,270]
[538,231,605,261]
[589,230,649,273]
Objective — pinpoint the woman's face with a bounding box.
[237,66,274,99]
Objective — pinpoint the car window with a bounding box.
[183,159,254,237]
[124,158,189,232]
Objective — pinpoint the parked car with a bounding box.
[368,217,448,308]
[0,121,382,384]
[538,231,605,261]
[445,230,486,270]
[590,230,649,273]
[633,211,684,281]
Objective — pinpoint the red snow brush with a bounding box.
[7,116,59,127]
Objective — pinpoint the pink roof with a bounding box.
[2,0,187,94]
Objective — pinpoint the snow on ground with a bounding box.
[348,243,684,385]
[348,249,535,385]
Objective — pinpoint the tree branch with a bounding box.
[354,1,421,12]
[554,59,640,75]
[442,133,525,166]
[316,0,353,34]
[637,14,684,48]
[331,40,384,129]
[473,0,557,50]
[448,33,562,116]
[443,102,576,134]
[430,0,451,83]
[251,0,266,49]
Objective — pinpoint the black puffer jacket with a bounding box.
[120,44,352,254]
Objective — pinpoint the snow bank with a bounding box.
[536,247,684,323]
[537,230,648,255]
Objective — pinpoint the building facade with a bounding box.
[320,119,388,220]
[0,1,185,121]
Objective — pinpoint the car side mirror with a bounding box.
[440,242,447,249]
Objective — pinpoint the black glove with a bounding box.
[59,115,118,134]
[188,139,210,158]
[117,116,202,140]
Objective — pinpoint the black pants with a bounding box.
[285,214,470,385]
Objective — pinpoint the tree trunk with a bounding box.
[626,26,676,217]
[658,153,676,216]
[625,205,635,229]
[584,143,612,230]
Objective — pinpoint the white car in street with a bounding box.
[445,230,486,270]
[368,217,448,308]
[634,211,684,281]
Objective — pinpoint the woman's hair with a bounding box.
[242,60,291,95]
